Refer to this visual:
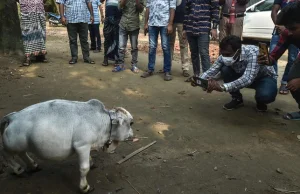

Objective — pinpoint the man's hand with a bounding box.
[276,25,286,34]
[207,79,223,93]
[101,17,105,24]
[90,16,94,24]
[144,23,149,36]
[167,24,173,35]
[211,29,218,40]
[287,78,300,92]
[61,16,67,25]
[257,54,271,66]
[182,30,187,40]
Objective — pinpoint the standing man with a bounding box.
[141,0,176,81]
[258,2,300,120]
[56,0,95,64]
[101,0,122,66]
[113,0,144,73]
[88,0,104,53]
[219,0,249,41]
[270,0,299,94]
[183,0,219,77]
[169,0,190,77]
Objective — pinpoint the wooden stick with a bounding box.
[124,178,141,194]
[117,141,157,165]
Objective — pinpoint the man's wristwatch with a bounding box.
[220,84,226,92]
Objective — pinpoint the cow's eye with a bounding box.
[130,122,134,126]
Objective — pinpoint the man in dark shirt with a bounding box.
[219,0,249,41]
[258,2,300,120]
[183,0,219,77]
[270,0,299,95]
[169,0,190,77]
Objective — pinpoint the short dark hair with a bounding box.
[219,35,242,52]
[277,1,300,26]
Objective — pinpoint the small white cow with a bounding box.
[0,99,134,193]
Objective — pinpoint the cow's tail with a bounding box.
[0,112,16,136]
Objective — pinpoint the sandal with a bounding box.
[183,70,190,77]
[279,84,289,95]
[283,111,300,120]
[23,56,31,66]
[112,65,125,72]
[130,65,140,73]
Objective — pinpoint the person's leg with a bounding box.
[169,23,177,61]
[129,29,139,72]
[146,26,159,72]
[221,65,244,110]
[282,45,299,84]
[78,23,93,62]
[269,34,280,74]
[230,17,244,38]
[187,35,200,76]
[114,27,128,72]
[94,24,101,51]
[251,77,277,111]
[114,22,120,63]
[198,33,210,73]
[160,26,172,75]
[218,17,228,42]
[177,23,190,75]
[88,24,96,50]
[67,23,78,63]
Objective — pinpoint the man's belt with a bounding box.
[222,13,245,18]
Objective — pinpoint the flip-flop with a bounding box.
[283,111,300,120]
[279,84,289,95]
[112,65,125,72]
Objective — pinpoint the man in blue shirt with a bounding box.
[56,0,95,64]
[141,0,176,81]
[88,0,104,53]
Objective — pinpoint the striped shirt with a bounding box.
[105,0,121,18]
[88,0,102,24]
[19,0,45,13]
[200,45,276,92]
[183,0,220,35]
[56,0,91,24]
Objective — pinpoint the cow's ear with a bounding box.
[112,119,119,125]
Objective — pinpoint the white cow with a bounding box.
[0,99,134,193]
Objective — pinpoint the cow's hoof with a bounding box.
[12,171,30,178]
[27,165,42,174]
[80,185,95,194]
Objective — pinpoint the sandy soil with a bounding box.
[0,25,300,194]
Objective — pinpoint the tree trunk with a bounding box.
[0,0,22,55]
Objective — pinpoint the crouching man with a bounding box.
[197,35,277,111]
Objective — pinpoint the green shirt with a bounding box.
[119,0,145,31]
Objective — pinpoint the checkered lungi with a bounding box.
[21,12,46,56]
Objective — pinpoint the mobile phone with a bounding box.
[191,77,208,89]
[258,42,270,64]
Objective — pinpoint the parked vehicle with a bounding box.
[242,0,274,43]
[47,12,66,27]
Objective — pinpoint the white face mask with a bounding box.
[221,49,240,66]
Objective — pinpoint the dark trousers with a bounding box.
[66,23,89,60]
[187,34,210,76]
[88,24,101,50]
[288,60,300,109]
[221,65,277,104]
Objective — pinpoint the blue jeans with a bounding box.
[118,27,139,65]
[148,26,172,72]
[187,34,210,75]
[270,34,299,84]
[221,66,277,104]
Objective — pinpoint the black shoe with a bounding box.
[69,58,77,65]
[256,103,267,112]
[84,58,95,64]
[164,72,172,81]
[223,98,244,110]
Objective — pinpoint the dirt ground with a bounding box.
[1,25,300,194]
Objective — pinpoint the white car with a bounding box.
[242,0,275,42]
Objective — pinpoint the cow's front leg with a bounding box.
[75,145,94,193]
[19,152,41,173]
